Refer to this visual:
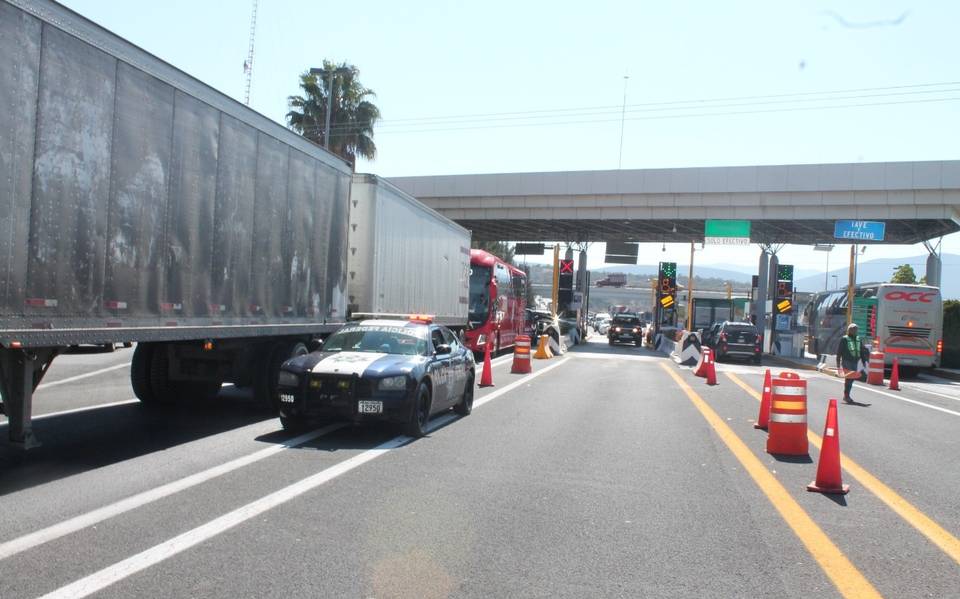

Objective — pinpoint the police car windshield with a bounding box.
[323,326,428,356]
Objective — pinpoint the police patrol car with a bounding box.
[276,316,475,437]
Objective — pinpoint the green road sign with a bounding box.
[704,220,751,245]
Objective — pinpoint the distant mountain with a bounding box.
[794,253,958,299]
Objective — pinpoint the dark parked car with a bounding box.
[704,321,762,364]
[607,314,644,346]
[276,317,475,437]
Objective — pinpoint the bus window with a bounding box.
[469,266,491,325]
[512,275,525,300]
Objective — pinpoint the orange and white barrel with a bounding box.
[766,371,809,456]
[867,351,884,385]
[511,335,532,374]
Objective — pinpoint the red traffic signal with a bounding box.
[559,259,574,274]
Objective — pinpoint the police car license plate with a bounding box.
[358,400,383,414]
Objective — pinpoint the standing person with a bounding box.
[836,323,869,403]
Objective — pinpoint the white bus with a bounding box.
[803,283,943,373]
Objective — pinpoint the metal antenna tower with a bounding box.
[243,0,258,105]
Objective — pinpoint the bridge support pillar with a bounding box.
[925,252,941,288]
[753,249,769,349]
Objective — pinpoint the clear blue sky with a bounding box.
[58,0,960,283]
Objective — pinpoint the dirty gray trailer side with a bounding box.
[0,0,352,447]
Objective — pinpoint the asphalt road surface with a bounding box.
[0,339,957,598]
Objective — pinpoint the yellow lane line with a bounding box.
[659,364,881,599]
[727,371,960,566]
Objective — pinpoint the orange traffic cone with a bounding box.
[706,351,718,386]
[694,348,710,377]
[754,369,772,430]
[807,399,850,494]
[479,340,494,387]
[889,358,900,391]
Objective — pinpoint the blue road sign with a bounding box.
[834,220,886,241]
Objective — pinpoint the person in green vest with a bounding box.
[836,323,869,403]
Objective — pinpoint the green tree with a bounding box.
[890,264,917,284]
[472,241,514,264]
[287,61,381,167]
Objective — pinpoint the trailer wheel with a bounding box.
[255,341,309,412]
[131,344,157,403]
[147,346,178,405]
[147,346,222,403]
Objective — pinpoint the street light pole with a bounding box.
[686,241,695,331]
[323,68,335,149]
[309,66,344,150]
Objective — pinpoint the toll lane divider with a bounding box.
[38,359,568,599]
[726,371,960,566]
[658,363,881,599]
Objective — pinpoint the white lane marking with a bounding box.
[750,371,960,418]
[39,359,568,599]
[0,399,140,427]
[0,423,344,561]
[37,363,131,390]
[855,385,960,417]
[895,383,960,403]
[568,352,662,363]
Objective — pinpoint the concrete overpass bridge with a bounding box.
[389,160,960,245]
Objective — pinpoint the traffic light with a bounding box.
[656,262,677,325]
[776,280,793,298]
[559,259,574,290]
[657,261,676,296]
[777,264,794,281]
[775,264,794,315]
[558,259,575,311]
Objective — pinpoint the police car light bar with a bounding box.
[408,314,434,324]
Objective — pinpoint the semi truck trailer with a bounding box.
[348,175,470,331]
[0,0,352,447]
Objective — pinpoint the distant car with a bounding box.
[705,321,762,364]
[607,314,644,346]
[276,317,476,436]
[596,318,611,335]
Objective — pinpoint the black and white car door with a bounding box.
[441,327,466,402]
[429,327,452,407]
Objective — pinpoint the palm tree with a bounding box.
[287,61,380,167]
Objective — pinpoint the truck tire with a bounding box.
[131,344,157,403]
[280,414,309,432]
[145,346,222,404]
[254,341,309,412]
[148,346,178,405]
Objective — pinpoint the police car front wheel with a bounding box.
[405,383,432,438]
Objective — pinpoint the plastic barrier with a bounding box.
[533,334,553,359]
[766,371,808,456]
[867,351,884,385]
[511,335,532,374]
[676,331,701,366]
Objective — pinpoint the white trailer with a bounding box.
[347,174,471,329]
